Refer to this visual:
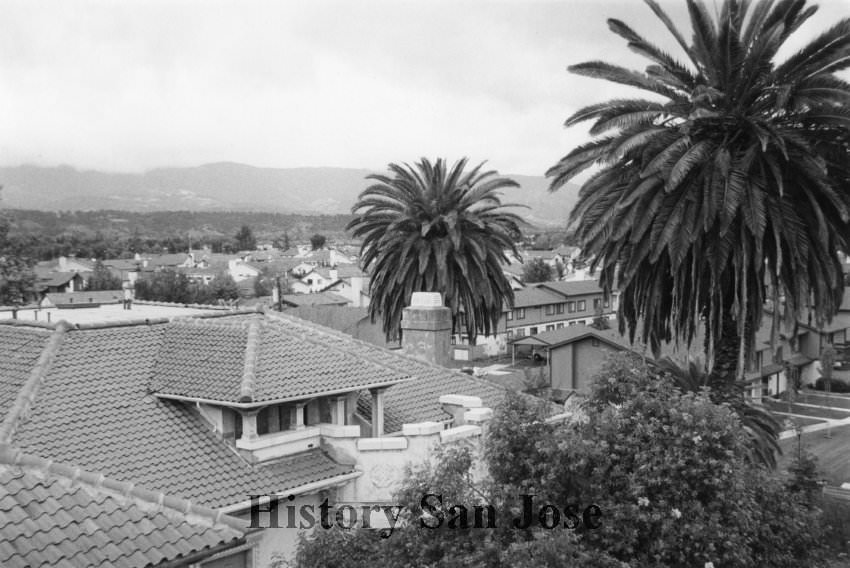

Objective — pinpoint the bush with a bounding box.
[814,377,850,393]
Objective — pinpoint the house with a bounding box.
[317,265,371,308]
[34,256,94,275]
[0,445,251,567]
[290,267,335,294]
[0,294,530,564]
[523,249,564,269]
[453,281,619,361]
[227,259,261,283]
[512,315,815,401]
[146,253,194,270]
[32,270,85,294]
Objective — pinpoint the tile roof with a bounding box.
[0,325,54,421]
[0,445,245,568]
[512,324,634,351]
[2,318,357,509]
[150,315,409,404]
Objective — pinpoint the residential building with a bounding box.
[511,315,815,401]
[0,294,536,564]
[452,280,619,361]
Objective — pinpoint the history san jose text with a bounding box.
[248,493,602,537]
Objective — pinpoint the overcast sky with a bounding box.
[1,0,848,176]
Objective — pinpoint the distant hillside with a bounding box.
[0,163,579,226]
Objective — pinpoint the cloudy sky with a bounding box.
[1,0,848,176]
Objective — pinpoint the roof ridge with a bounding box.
[0,444,248,532]
[0,318,58,330]
[0,322,69,442]
[238,318,262,403]
[267,310,478,381]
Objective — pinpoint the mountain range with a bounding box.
[0,162,580,226]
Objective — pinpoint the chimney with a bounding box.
[401,292,452,367]
[58,256,68,271]
[329,269,339,281]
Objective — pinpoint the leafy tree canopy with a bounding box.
[522,257,554,283]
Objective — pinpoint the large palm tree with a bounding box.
[347,158,524,342]
[548,0,850,380]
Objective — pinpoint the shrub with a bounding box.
[814,377,850,393]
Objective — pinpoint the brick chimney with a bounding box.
[401,292,452,367]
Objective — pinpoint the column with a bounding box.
[370,388,386,437]
[330,397,346,425]
[290,402,307,430]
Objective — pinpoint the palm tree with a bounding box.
[548,0,850,381]
[347,158,524,342]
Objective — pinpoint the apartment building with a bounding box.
[452,280,619,360]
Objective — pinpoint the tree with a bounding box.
[0,190,36,306]
[87,260,123,290]
[209,272,239,301]
[347,158,524,341]
[522,257,553,283]
[273,231,290,251]
[547,0,850,381]
[234,225,256,251]
[310,233,326,250]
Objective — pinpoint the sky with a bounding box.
[1,0,848,176]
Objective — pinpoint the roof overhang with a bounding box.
[154,377,411,409]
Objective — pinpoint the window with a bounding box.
[545,304,554,316]
[569,321,577,326]
[530,327,538,335]
[593,298,601,310]
[507,330,514,340]
[546,324,555,331]
[591,338,600,347]
[515,328,526,338]
[557,303,565,314]
[556,323,564,329]
[201,550,249,568]
[577,300,586,311]
[507,311,513,321]
[567,301,575,313]
[603,299,610,308]
[516,308,526,320]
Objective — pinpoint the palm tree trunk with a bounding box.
[711,310,740,382]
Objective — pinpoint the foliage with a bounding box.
[589,309,611,330]
[310,234,326,250]
[548,0,850,378]
[814,377,850,393]
[2,208,353,261]
[654,355,780,468]
[0,255,35,306]
[234,225,256,251]
[522,257,554,283]
[821,346,837,382]
[0,196,36,306]
[134,269,219,304]
[539,358,824,567]
[209,273,239,300]
[87,260,123,290]
[347,157,524,341]
[485,391,554,491]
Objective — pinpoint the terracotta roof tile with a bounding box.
[151,315,409,403]
[5,322,357,508]
[0,446,245,568]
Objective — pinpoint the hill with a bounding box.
[0,163,579,226]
